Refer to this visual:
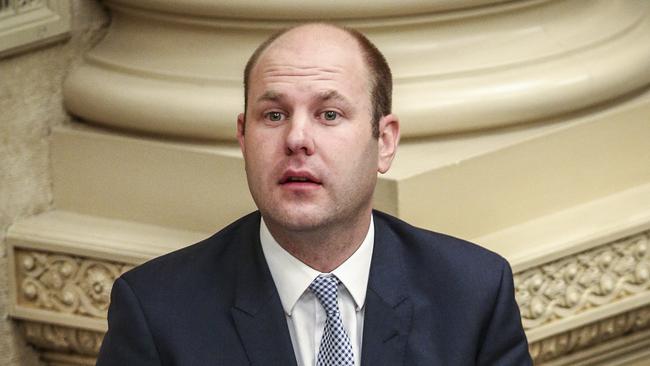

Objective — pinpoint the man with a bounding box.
[97,23,531,365]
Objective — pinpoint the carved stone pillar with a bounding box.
[7,0,650,364]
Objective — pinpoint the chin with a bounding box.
[263,207,331,232]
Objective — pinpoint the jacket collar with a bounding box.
[361,211,413,366]
[230,212,298,366]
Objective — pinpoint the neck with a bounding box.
[264,212,372,273]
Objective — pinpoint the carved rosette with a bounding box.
[515,232,650,329]
[15,249,134,318]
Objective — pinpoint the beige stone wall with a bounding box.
[0,2,109,364]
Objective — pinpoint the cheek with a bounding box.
[332,141,378,178]
[244,136,281,179]
[245,131,272,159]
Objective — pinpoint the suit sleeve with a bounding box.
[476,260,532,366]
[97,277,162,366]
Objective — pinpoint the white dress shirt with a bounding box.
[260,216,375,366]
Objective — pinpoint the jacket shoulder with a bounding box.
[373,210,507,269]
[119,212,260,293]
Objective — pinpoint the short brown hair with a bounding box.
[243,23,392,138]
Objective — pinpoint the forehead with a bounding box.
[249,26,369,96]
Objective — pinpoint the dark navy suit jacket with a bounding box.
[97,211,531,365]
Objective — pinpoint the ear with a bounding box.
[377,114,400,174]
[237,113,246,155]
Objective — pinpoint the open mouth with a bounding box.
[279,172,322,185]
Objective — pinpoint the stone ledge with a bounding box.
[7,211,207,336]
[476,182,650,349]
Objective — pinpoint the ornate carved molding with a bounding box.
[529,305,650,364]
[63,0,650,140]
[14,249,133,319]
[41,352,96,366]
[21,321,104,356]
[514,231,650,330]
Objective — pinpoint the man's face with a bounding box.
[237,26,398,233]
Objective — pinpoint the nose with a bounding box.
[285,113,315,156]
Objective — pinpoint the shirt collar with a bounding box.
[259,215,375,316]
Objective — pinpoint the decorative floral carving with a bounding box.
[21,321,104,356]
[529,305,650,364]
[15,249,134,318]
[514,232,650,329]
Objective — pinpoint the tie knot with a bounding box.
[309,275,340,314]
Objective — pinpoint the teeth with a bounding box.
[290,177,308,182]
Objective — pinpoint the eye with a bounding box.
[265,111,285,122]
[321,110,339,121]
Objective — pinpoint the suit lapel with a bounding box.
[361,212,413,366]
[230,214,297,366]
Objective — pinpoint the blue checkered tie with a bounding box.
[309,275,355,366]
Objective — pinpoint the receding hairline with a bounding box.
[246,23,365,80]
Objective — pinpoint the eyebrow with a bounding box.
[317,90,351,106]
[256,91,284,103]
[315,90,356,113]
[254,89,354,109]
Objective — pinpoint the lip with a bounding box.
[278,170,322,186]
